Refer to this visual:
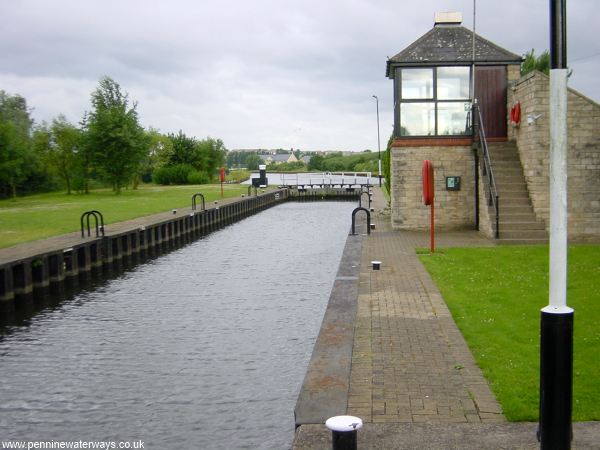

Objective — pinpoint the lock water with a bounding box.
[0,201,357,449]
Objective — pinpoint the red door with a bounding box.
[475,66,507,139]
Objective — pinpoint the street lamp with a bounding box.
[372,95,382,187]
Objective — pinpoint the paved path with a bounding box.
[293,188,600,449]
[348,188,502,425]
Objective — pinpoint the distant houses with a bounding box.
[262,152,299,165]
[226,149,375,172]
[227,149,325,168]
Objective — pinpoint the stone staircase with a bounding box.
[486,142,548,244]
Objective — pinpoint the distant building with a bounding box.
[263,152,299,165]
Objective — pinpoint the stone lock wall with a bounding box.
[508,71,600,241]
[390,145,475,230]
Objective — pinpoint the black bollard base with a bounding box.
[325,416,363,450]
[332,430,357,450]
[539,307,574,449]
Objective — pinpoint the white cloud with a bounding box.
[1,0,598,151]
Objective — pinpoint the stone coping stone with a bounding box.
[293,422,600,450]
[294,232,362,426]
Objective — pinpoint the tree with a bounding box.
[165,132,226,181]
[244,154,263,171]
[147,129,174,169]
[308,154,324,171]
[167,131,199,167]
[0,91,34,198]
[521,49,550,77]
[82,77,148,193]
[267,161,305,172]
[195,137,224,175]
[205,137,226,173]
[226,150,242,168]
[140,128,174,185]
[37,116,81,194]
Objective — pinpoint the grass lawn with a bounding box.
[419,245,600,421]
[0,184,248,248]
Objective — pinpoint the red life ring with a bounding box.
[510,101,521,127]
[422,160,434,206]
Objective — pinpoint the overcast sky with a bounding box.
[1,0,598,151]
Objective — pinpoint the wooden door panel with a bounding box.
[475,66,507,138]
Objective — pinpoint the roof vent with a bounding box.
[434,11,462,26]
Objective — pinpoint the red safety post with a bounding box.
[422,160,435,253]
[220,167,225,198]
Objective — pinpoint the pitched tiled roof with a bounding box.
[386,25,522,77]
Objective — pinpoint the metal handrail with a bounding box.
[474,103,500,239]
[80,210,105,238]
[351,206,371,235]
[192,193,206,211]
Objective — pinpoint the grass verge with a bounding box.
[419,245,600,421]
[0,184,248,248]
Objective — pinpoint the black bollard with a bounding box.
[539,308,573,449]
[325,416,362,450]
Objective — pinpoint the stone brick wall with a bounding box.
[507,64,521,84]
[390,145,475,230]
[508,71,600,241]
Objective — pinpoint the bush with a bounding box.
[152,164,194,185]
[187,170,210,185]
[71,175,88,193]
[226,169,250,183]
[267,161,307,172]
[152,167,170,185]
[355,160,378,174]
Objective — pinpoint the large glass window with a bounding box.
[437,102,471,135]
[401,69,433,99]
[437,67,470,100]
[400,103,435,136]
[397,66,471,137]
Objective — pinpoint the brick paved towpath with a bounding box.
[347,202,501,426]
[293,187,600,449]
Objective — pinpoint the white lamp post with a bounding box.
[372,95,382,187]
[539,1,573,448]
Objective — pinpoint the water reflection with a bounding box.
[0,201,356,449]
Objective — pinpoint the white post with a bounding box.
[539,3,573,447]
[546,68,571,314]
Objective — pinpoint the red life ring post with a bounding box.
[220,167,225,197]
[422,160,435,253]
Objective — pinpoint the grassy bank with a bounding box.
[0,184,248,248]
[419,245,600,421]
